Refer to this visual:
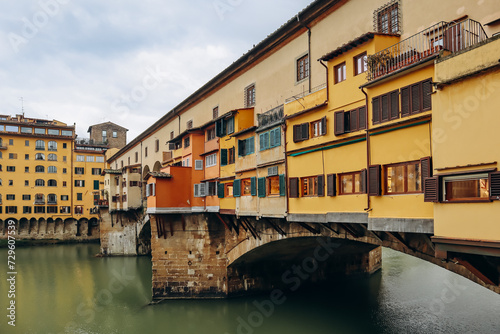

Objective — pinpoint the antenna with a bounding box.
[19,97,24,115]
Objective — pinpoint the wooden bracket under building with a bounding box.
[297,222,321,234]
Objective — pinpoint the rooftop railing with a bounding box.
[367,19,488,81]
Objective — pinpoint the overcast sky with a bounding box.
[0,0,314,141]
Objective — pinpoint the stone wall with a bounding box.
[0,218,99,241]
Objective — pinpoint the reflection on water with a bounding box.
[1,244,499,334]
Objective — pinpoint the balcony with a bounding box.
[97,199,109,208]
[367,19,487,81]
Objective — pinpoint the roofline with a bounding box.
[108,0,344,162]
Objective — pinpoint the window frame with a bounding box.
[334,62,347,84]
[354,52,368,76]
[339,171,364,195]
[296,54,310,82]
[384,160,423,195]
[376,1,399,34]
[301,175,319,197]
[442,173,490,203]
[245,84,256,107]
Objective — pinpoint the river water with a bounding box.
[1,244,499,334]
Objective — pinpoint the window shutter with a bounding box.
[146,184,150,197]
[327,173,336,196]
[215,119,224,137]
[279,174,286,196]
[199,183,206,197]
[274,128,281,147]
[401,86,410,117]
[321,116,327,135]
[248,137,255,154]
[420,156,432,191]
[152,183,156,196]
[359,106,367,130]
[94,180,100,190]
[350,109,358,132]
[390,90,399,120]
[220,149,228,166]
[301,123,309,141]
[168,142,176,150]
[361,169,367,193]
[422,79,432,111]
[233,179,241,197]
[218,183,225,198]
[251,177,257,196]
[258,177,266,198]
[293,124,300,142]
[368,165,381,196]
[317,174,325,197]
[289,177,299,198]
[334,111,345,135]
[372,97,380,124]
[238,140,244,156]
[381,94,389,122]
[411,83,421,114]
[489,172,500,200]
[194,184,200,197]
[424,177,440,202]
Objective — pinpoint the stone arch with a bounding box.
[46,218,55,235]
[88,218,99,236]
[19,218,29,235]
[64,218,74,235]
[153,161,162,172]
[55,218,64,234]
[29,218,38,235]
[78,218,89,237]
[3,218,18,235]
[142,165,151,179]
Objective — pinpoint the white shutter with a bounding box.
[199,183,206,197]
[146,184,150,197]
[194,184,200,197]
[268,166,278,176]
[195,160,203,170]
[152,183,156,196]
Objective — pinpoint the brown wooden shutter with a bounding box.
[327,173,336,196]
[420,156,432,192]
[321,116,327,135]
[401,86,410,117]
[334,111,345,135]
[411,83,421,114]
[368,165,381,196]
[289,177,299,198]
[317,175,325,197]
[301,123,309,140]
[381,94,389,122]
[422,79,432,111]
[293,124,299,142]
[372,97,380,124]
[390,90,399,120]
[489,172,500,200]
[168,142,176,150]
[361,169,367,193]
[424,177,440,202]
[359,106,367,130]
[350,109,358,132]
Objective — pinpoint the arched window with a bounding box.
[47,194,57,204]
[48,141,57,151]
[35,140,45,150]
[35,165,45,173]
[35,193,45,204]
[35,153,45,160]
[35,179,45,187]
[48,154,57,161]
[48,179,57,187]
[48,166,57,173]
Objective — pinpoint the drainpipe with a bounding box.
[297,14,312,93]
[361,87,371,211]
[319,60,329,103]
[283,121,289,216]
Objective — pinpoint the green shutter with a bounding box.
[271,128,281,148]
[279,174,286,196]
[259,132,269,151]
[220,149,228,166]
[233,179,241,197]
[93,180,99,190]
[218,183,225,198]
[251,177,257,196]
[248,137,255,154]
[216,119,226,137]
[258,177,266,198]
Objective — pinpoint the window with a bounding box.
[372,90,399,124]
[63,143,67,149]
[311,118,327,138]
[25,140,29,146]
[207,127,216,141]
[268,176,280,196]
[96,156,104,163]
[63,181,67,187]
[75,206,83,214]
[227,117,234,134]
[205,154,217,168]
[297,54,309,81]
[385,161,422,194]
[75,180,85,187]
[23,206,32,214]
[130,181,141,187]
[7,166,15,172]
[35,153,45,161]
[245,84,256,107]
[35,194,45,204]
[6,206,17,214]
[339,171,365,195]
[86,156,94,162]
[6,194,15,200]
[400,79,432,117]
[25,154,29,160]
[238,137,255,157]
[135,152,139,163]
[63,156,67,162]
[23,195,31,200]
[48,154,57,161]
[21,127,32,134]
[102,130,107,138]
[34,206,46,214]
[8,180,13,186]
[60,206,70,214]
[186,120,193,129]
[376,1,399,34]
[47,206,57,214]
[145,147,148,158]
[61,130,73,137]
[92,168,102,175]
[184,137,190,148]
[260,127,281,150]
[170,131,174,140]
[48,166,57,173]
[225,183,233,197]
[94,180,100,190]
[8,153,17,159]
[241,179,252,196]
[155,139,160,152]
[35,179,45,187]
[75,167,84,175]
[113,131,117,138]
[25,180,29,186]
[35,140,45,150]
[334,106,367,135]
[61,195,69,201]
[334,62,346,84]
[301,176,319,197]
[25,167,29,173]
[207,181,217,196]
[48,129,59,135]
[213,106,219,119]
[48,179,57,187]
[48,141,57,151]
[47,194,57,204]
[77,155,84,162]
[77,193,83,201]
[443,173,489,202]
[354,52,367,75]
[228,147,235,164]
[8,139,14,145]
[293,123,309,142]
[36,165,45,173]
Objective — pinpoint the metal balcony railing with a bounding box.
[367,19,488,81]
